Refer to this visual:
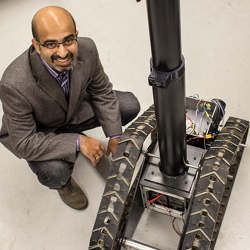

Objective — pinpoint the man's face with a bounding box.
[32,18,78,72]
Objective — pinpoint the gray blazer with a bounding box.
[0,37,122,163]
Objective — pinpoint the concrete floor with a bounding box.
[0,0,249,249]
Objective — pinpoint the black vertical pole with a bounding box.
[146,0,186,176]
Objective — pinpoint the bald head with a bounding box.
[31,6,78,72]
[32,6,76,41]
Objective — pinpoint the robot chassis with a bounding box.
[89,0,249,249]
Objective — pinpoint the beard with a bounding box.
[51,52,74,71]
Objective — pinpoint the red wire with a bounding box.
[157,199,182,236]
[148,194,164,204]
[186,136,204,143]
[148,193,182,236]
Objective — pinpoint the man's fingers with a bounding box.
[93,152,103,165]
[100,144,105,152]
[106,147,111,156]
[108,145,116,157]
[97,148,105,156]
[80,135,106,166]
[89,155,96,166]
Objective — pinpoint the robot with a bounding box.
[89,1,249,249]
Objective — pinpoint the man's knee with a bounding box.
[115,91,140,125]
[28,160,74,189]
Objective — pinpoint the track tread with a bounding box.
[180,117,249,250]
[89,105,156,249]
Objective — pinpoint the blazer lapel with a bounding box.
[29,46,68,112]
[66,60,86,123]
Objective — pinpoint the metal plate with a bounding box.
[141,164,195,195]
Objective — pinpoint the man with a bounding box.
[0,6,140,210]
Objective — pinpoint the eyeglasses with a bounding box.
[38,34,77,49]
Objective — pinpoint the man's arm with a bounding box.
[0,83,78,162]
[86,41,122,138]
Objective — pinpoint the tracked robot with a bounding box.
[89,1,249,249]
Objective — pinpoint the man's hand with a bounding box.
[106,137,120,157]
[80,135,105,166]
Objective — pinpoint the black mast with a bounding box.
[146,0,186,176]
